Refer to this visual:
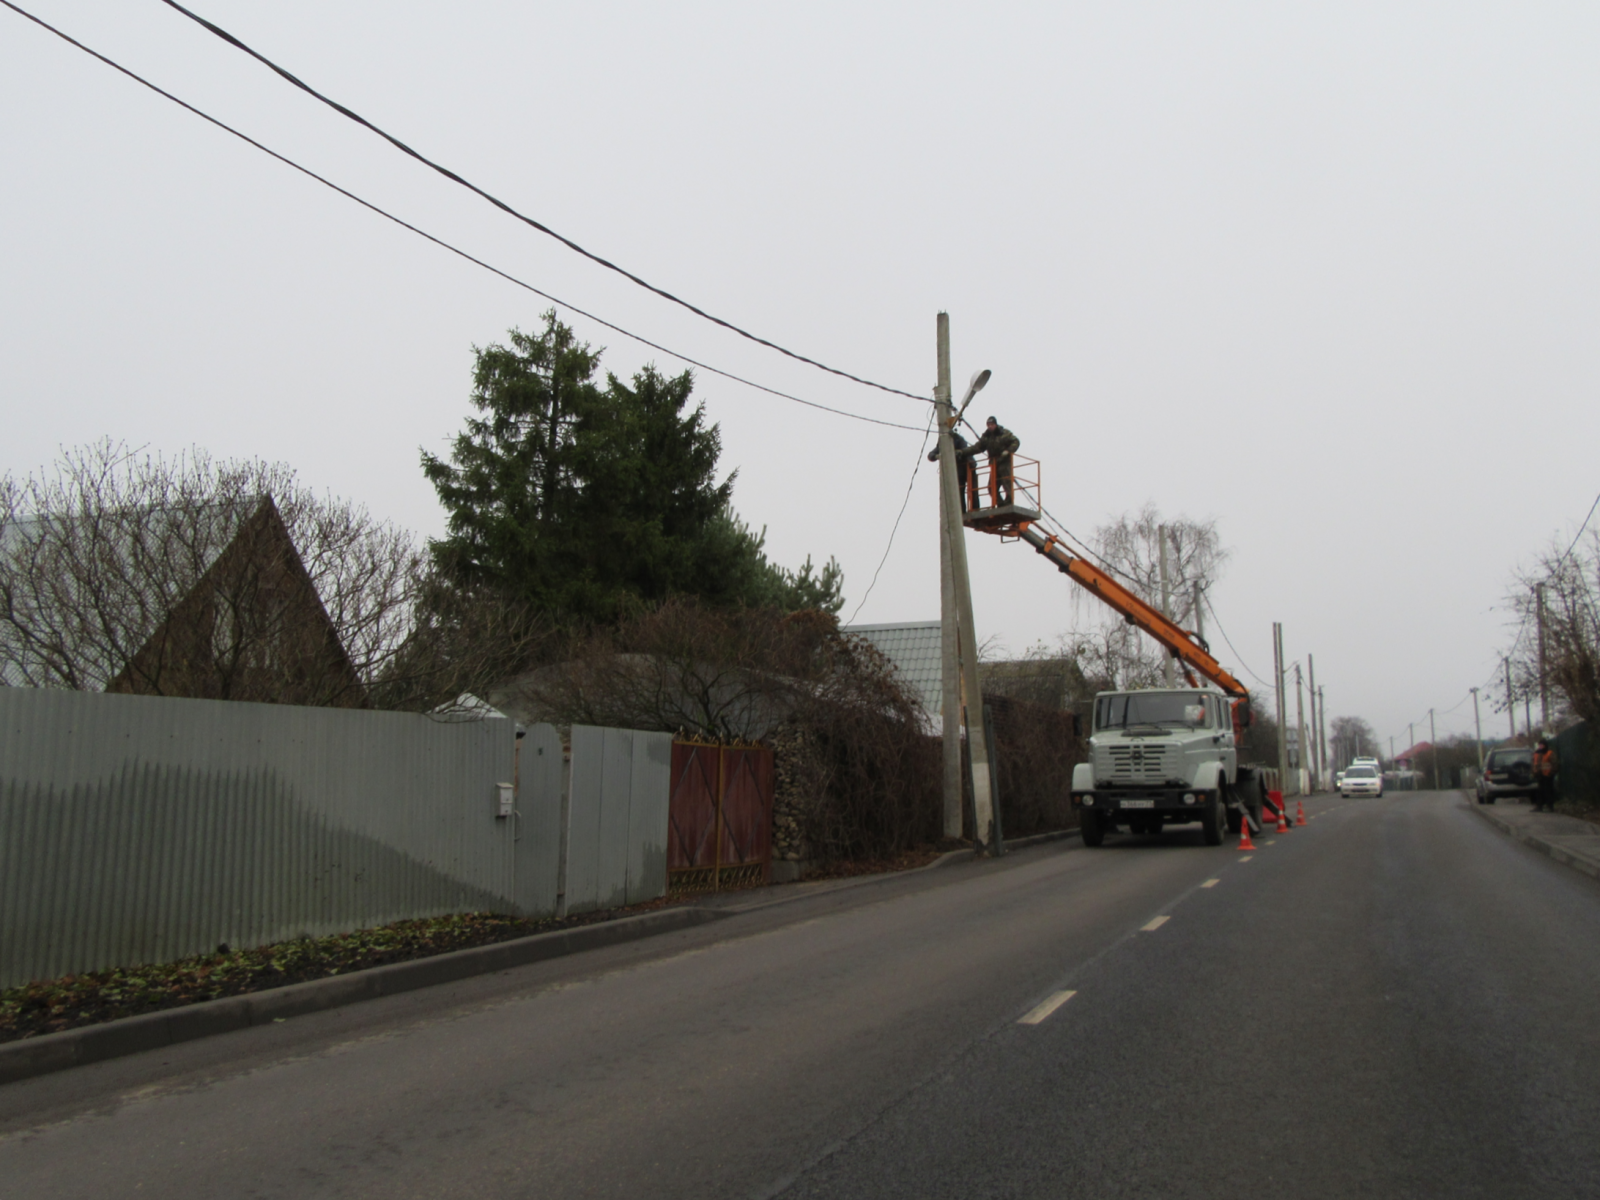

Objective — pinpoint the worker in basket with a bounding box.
[958,416,1021,507]
[927,429,977,512]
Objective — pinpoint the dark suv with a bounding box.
[1476,747,1535,804]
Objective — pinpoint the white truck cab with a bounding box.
[1071,687,1261,846]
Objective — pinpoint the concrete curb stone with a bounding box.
[0,905,728,1088]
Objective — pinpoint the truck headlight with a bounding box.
[1182,793,1195,805]
[1082,795,1094,806]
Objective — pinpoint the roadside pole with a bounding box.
[936,318,962,841]
[1159,526,1175,687]
[1505,658,1516,741]
[1471,687,1484,772]
[1273,622,1289,795]
[1536,583,1550,733]
[1318,685,1328,782]
[1307,653,1320,788]
[933,312,996,852]
[1429,708,1439,790]
[1295,663,1308,797]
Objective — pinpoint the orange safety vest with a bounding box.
[1533,747,1557,778]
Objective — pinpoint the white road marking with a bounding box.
[1140,915,1170,932]
[1200,878,1220,888]
[1264,838,1277,845]
[1018,989,1078,1025]
[1238,854,1254,861]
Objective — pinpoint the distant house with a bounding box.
[0,495,363,707]
[1395,742,1432,770]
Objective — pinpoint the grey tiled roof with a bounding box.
[844,621,942,720]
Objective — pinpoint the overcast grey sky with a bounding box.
[4,1,1598,750]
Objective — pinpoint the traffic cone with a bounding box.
[1295,799,1307,826]
[1277,806,1290,833]
[1238,816,1256,850]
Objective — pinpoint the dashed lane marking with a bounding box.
[1265,838,1277,845]
[1140,915,1170,932]
[1238,854,1254,861]
[1018,990,1078,1025]
[1200,878,1220,888]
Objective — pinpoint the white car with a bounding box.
[1339,764,1383,798]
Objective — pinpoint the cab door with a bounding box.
[1214,696,1238,780]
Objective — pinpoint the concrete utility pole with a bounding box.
[1318,685,1328,781]
[1471,687,1484,771]
[1307,653,1320,787]
[1159,526,1175,687]
[1295,663,1308,796]
[1536,582,1550,732]
[932,312,996,851]
[1504,657,1516,740]
[1273,623,1289,794]
[1429,708,1439,790]
[935,317,962,841]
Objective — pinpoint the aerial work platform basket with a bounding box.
[960,454,1041,537]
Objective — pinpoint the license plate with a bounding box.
[1121,799,1155,809]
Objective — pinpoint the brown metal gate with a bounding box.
[668,740,773,892]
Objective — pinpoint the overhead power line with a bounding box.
[0,0,924,434]
[157,0,931,406]
[1201,595,1274,690]
[844,411,936,625]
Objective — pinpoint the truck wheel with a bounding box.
[1201,792,1226,845]
[1081,810,1106,847]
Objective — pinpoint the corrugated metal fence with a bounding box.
[0,688,542,989]
[0,689,699,988]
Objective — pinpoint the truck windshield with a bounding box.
[1095,693,1209,730]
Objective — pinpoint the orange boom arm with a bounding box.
[1014,523,1249,700]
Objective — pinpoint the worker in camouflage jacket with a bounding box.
[957,416,1021,507]
[927,429,977,511]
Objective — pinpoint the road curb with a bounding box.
[1467,801,1600,882]
[0,905,730,1088]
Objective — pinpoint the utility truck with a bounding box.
[960,455,1269,845]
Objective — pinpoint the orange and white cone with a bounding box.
[1295,800,1308,827]
[1277,805,1290,833]
[1238,816,1256,850]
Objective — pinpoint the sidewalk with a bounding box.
[1466,795,1600,881]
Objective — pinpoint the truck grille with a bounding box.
[1098,743,1177,783]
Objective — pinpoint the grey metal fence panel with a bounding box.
[0,687,516,989]
[626,732,672,905]
[596,728,635,911]
[514,724,563,919]
[564,725,605,915]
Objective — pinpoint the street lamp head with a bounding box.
[961,369,991,407]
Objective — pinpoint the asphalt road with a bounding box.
[3,790,1599,1198]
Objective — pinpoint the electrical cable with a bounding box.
[0,0,924,434]
[843,411,936,625]
[1556,489,1600,569]
[157,0,932,405]
[1202,594,1275,690]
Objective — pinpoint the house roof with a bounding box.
[844,621,942,720]
[1,497,261,688]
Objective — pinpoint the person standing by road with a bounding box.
[927,429,976,512]
[1533,736,1559,812]
[957,416,1021,507]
